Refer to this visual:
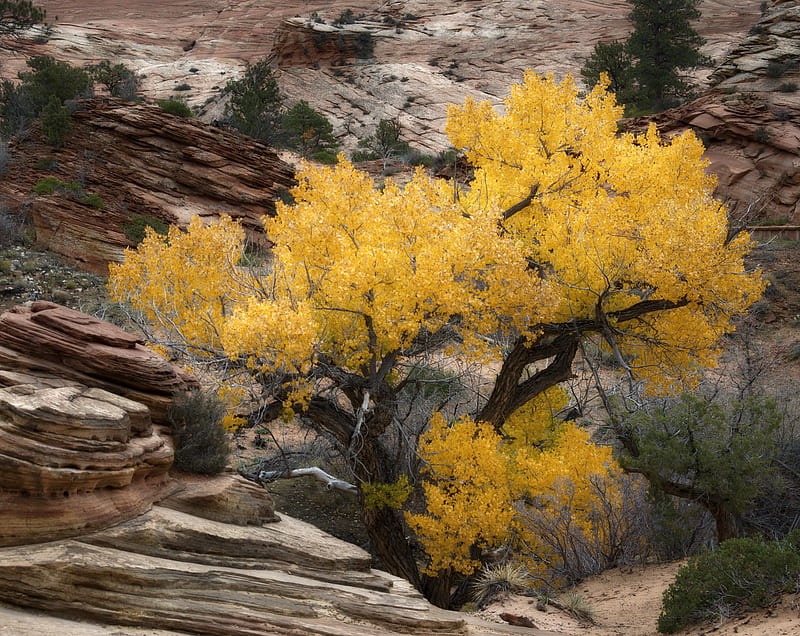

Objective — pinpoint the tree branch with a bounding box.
[241,466,358,494]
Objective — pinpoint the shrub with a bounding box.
[33,176,80,195]
[658,535,800,633]
[88,60,139,100]
[354,32,374,59]
[312,149,339,164]
[167,390,231,475]
[282,100,339,159]
[0,206,28,248]
[82,192,104,209]
[332,8,356,25]
[123,213,169,245]
[778,82,798,93]
[766,61,788,78]
[471,563,531,609]
[1,56,91,137]
[40,94,71,147]
[155,98,192,118]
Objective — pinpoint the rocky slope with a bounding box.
[625,0,800,223]
[0,98,294,274]
[7,0,762,153]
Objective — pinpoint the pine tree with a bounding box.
[222,59,284,144]
[626,0,707,110]
[581,0,708,113]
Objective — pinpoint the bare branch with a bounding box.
[242,466,358,494]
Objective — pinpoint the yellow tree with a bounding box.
[109,71,763,606]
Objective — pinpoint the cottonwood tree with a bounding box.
[109,72,764,606]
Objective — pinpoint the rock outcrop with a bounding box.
[270,17,377,68]
[0,301,198,546]
[0,98,295,274]
[0,300,198,417]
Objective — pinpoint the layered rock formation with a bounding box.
[0,98,295,274]
[626,0,800,223]
[0,300,197,546]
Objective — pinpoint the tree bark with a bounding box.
[707,500,741,542]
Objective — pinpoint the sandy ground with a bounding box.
[473,561,800,636]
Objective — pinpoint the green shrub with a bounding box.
[87,60,139,100]
[123,213,169,245]
[33,175,61,194]
[35,156,58,169]
[33,176,82,195]
[312,149,339,164]
[40,94,71,147]
[167,390,231,475]
[174,82,191,91]
[778,82,798,93]
[82,192,104,209]
[658,535,800,633]
[155,98,192,118]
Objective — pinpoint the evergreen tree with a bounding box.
[0,0,46,39]
[581,0,708,113]
[222,59,284,144]
[581,40,635,105]
[282,100,339,161]
[626,0,707,110]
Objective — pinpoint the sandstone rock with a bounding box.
[159,472,280,526]
[625,2,800,223]
[0,380,176,546]
[0,301,199,420]
[0,99,295,274]
[0,302,201,546]
[0,512,470,636]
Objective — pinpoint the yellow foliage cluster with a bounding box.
[446,72,764,389]
[109,216,250,353]
[407,391,626,578]
[264,158,554,369]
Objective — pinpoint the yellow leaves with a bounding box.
[109,216,248,353]
[266,159,554,369]
[445,70,764,388]
[362,475,413,511]
[408,404,625,578]
[406,413,515,575]
[221,298,317,375]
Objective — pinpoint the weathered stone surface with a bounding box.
[159,472,280,526]
[0,513,469,636]
[0,301,199,419]
[0,302,200,546]
[0,99,295,274]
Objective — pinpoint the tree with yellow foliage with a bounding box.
[109,71,763,606]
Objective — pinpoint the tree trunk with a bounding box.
[707,501,740,542]
[361,502,422,591]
